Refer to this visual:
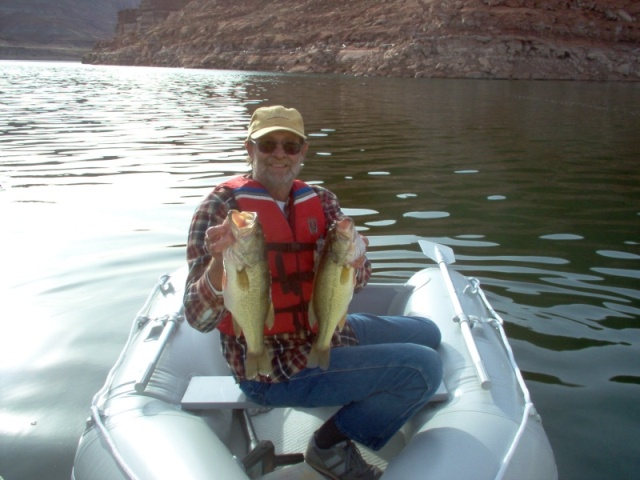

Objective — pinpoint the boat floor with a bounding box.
[182,374,448,477]
[260,461,327,479]
[250,408,406,470]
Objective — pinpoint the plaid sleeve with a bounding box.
[183,186,237,332]
[312,186,372,291]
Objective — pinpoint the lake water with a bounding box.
[1,60,639,480]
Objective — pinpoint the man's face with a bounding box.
[248,130,308,193]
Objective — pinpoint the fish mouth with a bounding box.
[229,210,258,228]
[229,210,258,235]
[335,217,355,240]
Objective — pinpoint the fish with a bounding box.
[307,217,366,370]
[222,209,275,380]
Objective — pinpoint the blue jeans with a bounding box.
[239,313,443,450]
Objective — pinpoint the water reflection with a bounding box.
[610,375,640,385]
[1,61,639,480]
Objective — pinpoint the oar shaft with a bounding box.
[436,253,491,390]
[134,313,179,393]
[459,319,491,390]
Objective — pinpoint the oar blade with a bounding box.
[419,240,456,264]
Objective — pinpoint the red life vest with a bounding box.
[216,176,326,336]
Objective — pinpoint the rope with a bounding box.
[470,278,537,480]
[87,276,171,480]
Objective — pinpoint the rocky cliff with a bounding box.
[0,0,139,60]
[83,0,640,81]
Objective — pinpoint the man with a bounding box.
[184,105,443,479]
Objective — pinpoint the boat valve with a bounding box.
[136,315,151,328]
[159,276,175,297]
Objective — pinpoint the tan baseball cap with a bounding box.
[247,105,306,140]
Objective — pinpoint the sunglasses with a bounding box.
[250,139,304,155]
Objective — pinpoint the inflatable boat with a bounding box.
[72,241,557,480]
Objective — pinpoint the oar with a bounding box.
[419,240,491,390]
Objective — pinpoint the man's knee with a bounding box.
[412,316,442,348]
[398,343,443,391]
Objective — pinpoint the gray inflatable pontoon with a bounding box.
[72,242,557,480]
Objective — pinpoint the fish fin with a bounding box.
[337,313,347,331]
[237,268,250,291]
[308,344,331,370]
[232,317,242,337]
[265,302,275,331]
[340,266,353,285]
[319,350,331,370]
[306,345,319,369]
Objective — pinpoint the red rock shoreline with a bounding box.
[82,0,640,81]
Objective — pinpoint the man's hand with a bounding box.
[204,217,235,259]
[203,217,235,293]
[350,234,369,269]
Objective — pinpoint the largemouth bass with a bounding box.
[307,217,366,370]
[222,209,275,380]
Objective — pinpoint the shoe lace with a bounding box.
[343,441,371,474]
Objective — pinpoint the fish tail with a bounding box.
[307,344,331,370]
[265,302,275,331]
[257,349,272,377]
[244,354,259,380]
[245,349,271,379]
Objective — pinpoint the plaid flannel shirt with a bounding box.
[183,175,371,383]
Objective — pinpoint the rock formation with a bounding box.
[83,0,640,81]
[0,0,139,60]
